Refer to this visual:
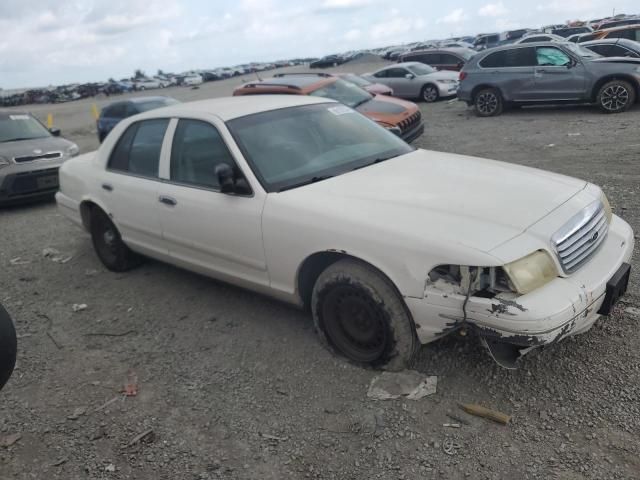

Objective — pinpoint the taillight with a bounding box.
[459,71,467,81]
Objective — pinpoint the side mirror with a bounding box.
[405,73,415,79]
[0,304,17,392]
[49,128,61,137]
[215,163,235,193]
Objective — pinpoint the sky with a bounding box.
[0,0,633,89]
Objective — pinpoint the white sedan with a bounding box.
[56,96,633,370]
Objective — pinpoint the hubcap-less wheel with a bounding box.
[423,86,438,102]
[96,220,119,265]
[601,85,629,112]
[477,92,498,115]
[321,285,389,363]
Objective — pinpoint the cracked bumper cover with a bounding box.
[406,215,634,347]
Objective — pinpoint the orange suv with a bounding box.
[233,73,424,143]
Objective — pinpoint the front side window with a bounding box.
[227,103,413,192]
[170,119,236,189]
[108,119,169,177]
[536,47,572,66]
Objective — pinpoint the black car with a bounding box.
[0,304,17,391]
[310,55,343,69]
[96,97,179,142]
[552,26,592,38]
[582,38,640,58]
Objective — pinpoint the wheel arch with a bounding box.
[591,75,640,102]
[79,197,110,232]
[471,84,505,102]
[295,250,410,312]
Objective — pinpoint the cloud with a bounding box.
[437,8,468,24]
[478,2,508,17]
[369,16,425,41]
[321,0,373,8]
[344,29,362,41]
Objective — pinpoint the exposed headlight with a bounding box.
[600,191,612,224]
[0,156,9,169]
[503,250,558,295]
[67,144,79,157]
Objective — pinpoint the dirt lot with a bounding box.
[1,60,639,480]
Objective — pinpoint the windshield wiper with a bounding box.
[279,175,334,192]
[352,155,397,171]
[0,137,35,143]
[352,98,371,108]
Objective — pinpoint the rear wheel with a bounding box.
[0,304,17,391]
[421,84,439,102]
[474,87,503,117]
[90,208,143,272]
[597,80,635,114]
[311,259,418,371]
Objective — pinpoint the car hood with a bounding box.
[355,95,418,124]
[277,149,586,254]
[0,136,74,159]
[365,83,393,95]
[419,70,459,81]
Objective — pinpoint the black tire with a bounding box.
[0,304,17,392]
[311,259,418,371]
[90,208,143,272]
[474,87,503,117]
[597,80,635,114]
[421,84,439,103]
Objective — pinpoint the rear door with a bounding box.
[101,119,170,257]
[479,47,537,101]
[373,67,413,97]
[532,46,586,100]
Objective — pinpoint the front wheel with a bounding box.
[474,87,503,117]
[90,208,143,272]
[311,259,418,371]
[421,84,439,103]
[597,80,635,114]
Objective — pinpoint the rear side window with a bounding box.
[586,45,612,56]
[611,45,640,57]
[440,54,461,65]
[108,119,169,177]
[170,120,236,189]
[480,48,536,68]
[607,29,638,41]
[384,68,410,78]
[102,103,127,119]
[536,47,571,66]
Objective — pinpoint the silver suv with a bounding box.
[457,42,640,116]
[0,112,78,205]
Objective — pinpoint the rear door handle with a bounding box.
[159,195,177,206]
[102,183,113,192]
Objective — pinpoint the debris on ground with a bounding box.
[0,433,22,448]
[259,433,288,441]
[443,423,461,428]
[567,132,582,137]
[443,439,460,456]
[9,257,30,265]
[72,303,88,312]
[68,406,88,420]
[104,463,116,472]
[123,371,138,396]
[459,403,511,425]
[124,429,155,448]
[51,457,68,467]
[367,370,437,400]
[42,248,72,263]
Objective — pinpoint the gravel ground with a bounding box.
[1,60,639,479]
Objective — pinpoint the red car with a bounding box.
[335,73,394,96]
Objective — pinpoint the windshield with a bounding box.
[564,42,601,58]
[136,98,180,112]
[407,63,436,75]
[227,103,414,192]
[0,114,51,143]
[341,74,371,87]
[309,78,372,108]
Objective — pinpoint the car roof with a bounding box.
[582,38,638,46]
[406,47,474,55]
[138,95,336,121]
[0,111,31,119]
[385,62,423,69]
[484,41,570,51]
[600,24,640,32]
[246,76,332,88]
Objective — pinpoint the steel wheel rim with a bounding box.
[602,85,629,111]
[321,285,388,363]
[97,220,119,263]
[423,86,438,102]
[477,92,498,114]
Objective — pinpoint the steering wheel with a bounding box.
[0,304,17,392]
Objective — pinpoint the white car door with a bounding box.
[157,117,269,288]
[100,118,170,258]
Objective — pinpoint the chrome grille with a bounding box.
[552,201,609,273]
[14,151,62,163]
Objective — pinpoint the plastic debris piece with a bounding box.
[367,370,437,400]
[459,403,511,424]
[123,370,138,397]
[72,304,88,312]
[0,433,22,448]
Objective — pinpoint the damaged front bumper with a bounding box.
[406,215,634,366]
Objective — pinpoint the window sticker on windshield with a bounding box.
[328,105,353,116]
[9,115,30,120]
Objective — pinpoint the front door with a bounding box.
[532,46,586,100]
[158,118,269,287]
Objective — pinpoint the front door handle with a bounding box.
[159,195,177,206]
[101,183,113,192]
